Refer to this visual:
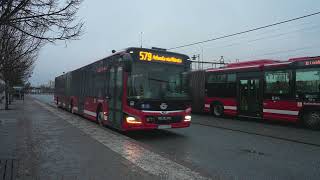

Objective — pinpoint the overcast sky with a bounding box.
[30,0,320,85]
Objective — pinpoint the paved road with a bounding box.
[30,94,320,179]
[1,97,158,180]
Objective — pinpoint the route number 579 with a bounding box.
[139,51,153,61]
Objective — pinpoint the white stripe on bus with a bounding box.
[73,107,78,111]
[84,109,96,117]
[224,106,237,110]
[263,109,299,116]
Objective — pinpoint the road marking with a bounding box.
[34,100,209,180]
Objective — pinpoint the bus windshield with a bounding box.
[127,63,189,100]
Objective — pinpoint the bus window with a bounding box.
[227,74,236,82]
[296,68,320,100]
[207,74,226,83]
[206,73,236,98]
[265,70,291,96]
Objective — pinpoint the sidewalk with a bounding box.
[0,100,22,159]
[0,97,157,180]
[0,100,22,180]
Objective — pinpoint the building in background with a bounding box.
[27,80,55,94]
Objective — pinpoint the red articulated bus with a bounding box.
[54,47,192,131]
[190,56,320,129]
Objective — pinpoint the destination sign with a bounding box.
[305,59,320,66]
[139,51,183,64]
[295,58,320,67]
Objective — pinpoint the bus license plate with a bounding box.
[158,125,172,129]
[158,116,172,121]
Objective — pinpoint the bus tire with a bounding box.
[303,111,320,130]
[96,106,104,126]
[212,103,224,117]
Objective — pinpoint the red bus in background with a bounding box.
[55,47,192,131]
[190,56,320,129]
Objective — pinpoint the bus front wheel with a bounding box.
[212,103,224,117]
[303,111,320,130]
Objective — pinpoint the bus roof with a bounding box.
[288,56,320,62]
[226,59,280,68]
[205,56,320,73]
[206,59,279,72]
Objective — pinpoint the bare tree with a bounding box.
[0,0,83,109]
[0,25,40,109]
[0,0,83,42]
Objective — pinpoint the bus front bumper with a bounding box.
[122,121,191,131]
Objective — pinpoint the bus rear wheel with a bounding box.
[212,103,224,117]
[303,111,320,130]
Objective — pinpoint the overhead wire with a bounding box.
[207,23,320,50]
[169,11,320,50]
[238,44,320,60]
[203,21,320,49]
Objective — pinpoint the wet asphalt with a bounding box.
[0,97,157,180]
[19,95,320,179]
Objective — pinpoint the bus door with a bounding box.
[108,66,123,128]
[238,78,262,117]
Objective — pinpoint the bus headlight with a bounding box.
[184,115,191,122]
[126,116,142,124]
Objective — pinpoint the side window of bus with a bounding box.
[264,70,292,98]
[206,73,236,97]
[296,68,320,100]
[93,62,106,98]
[116,67,123,101]
[109,67,115,97]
